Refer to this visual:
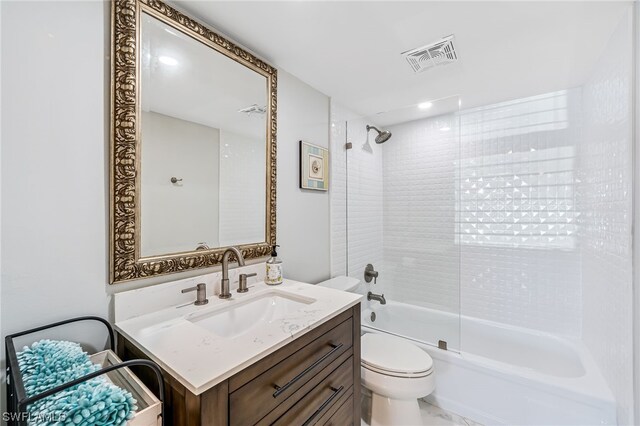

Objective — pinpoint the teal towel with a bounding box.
[17,339,138,426]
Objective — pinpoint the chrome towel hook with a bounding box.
[170,177,183,184]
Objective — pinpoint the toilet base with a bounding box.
[370,392,422,426]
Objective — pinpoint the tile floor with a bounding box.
[418,400,483,426]
[361,399,483,426]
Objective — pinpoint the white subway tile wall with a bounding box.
[218,129,266,246]
[332,91,585,336]
[346,118,384,286]
[457,89,583,336]
[382,115,460,313]
[578,11,633,424]
[330,104,385,285]
[329,103,348,277]
[373,90,584,335]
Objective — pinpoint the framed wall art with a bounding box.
[299,140,329,191]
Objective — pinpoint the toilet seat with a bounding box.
[362,362,433,378]
[361,333,434,378]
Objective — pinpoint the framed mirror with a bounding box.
[111,0,277,283]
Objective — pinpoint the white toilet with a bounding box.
[318,276,436,426]
[361,333,434,425]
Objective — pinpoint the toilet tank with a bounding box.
[316,276,360,292]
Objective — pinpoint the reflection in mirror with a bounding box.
[139,13,267,257]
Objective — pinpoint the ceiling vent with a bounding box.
[402,35,457,73]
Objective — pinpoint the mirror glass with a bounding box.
[139,12,267,257]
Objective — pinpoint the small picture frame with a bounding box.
[300,140,329,191]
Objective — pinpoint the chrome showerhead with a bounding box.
[366,125,392,144]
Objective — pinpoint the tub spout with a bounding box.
[367,291,386,305]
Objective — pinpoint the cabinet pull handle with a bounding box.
[302,385,344,426]
[272,342,343,398]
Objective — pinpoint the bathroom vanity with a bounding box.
[114,277,362,425]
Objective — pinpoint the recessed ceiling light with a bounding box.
[418,102,433,110]
[159,56,178,66]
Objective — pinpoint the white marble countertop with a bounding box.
[114,279,362,395]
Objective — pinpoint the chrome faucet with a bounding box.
[367,291,386,305]
[220,247,245,299]
[181,283,208,306]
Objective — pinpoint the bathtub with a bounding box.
[361,300,617,425]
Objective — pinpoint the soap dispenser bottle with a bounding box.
[265,245,283,285]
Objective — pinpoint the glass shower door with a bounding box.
[344,96,461,352]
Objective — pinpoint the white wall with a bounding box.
[141,113,271,253]
[141,111,220,255]
[1,0,112,337]
[0,0,332,411]
[579,10,634,424]
[276,70,331,284]
[1,2,113,413]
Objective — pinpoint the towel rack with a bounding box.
[5,316,165,426]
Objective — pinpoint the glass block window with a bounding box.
[456,90,579,249]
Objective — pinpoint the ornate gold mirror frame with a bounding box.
[110,0,277,283]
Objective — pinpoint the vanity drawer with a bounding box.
[272,357,354,426]
[321,396,354,426]
[229,318,353,426]
[315,386,354,426]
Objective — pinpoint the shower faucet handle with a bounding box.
[365,264,379,284]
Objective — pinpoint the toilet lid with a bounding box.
[361,333,433,376]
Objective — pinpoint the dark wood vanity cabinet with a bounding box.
[118,304,361,425]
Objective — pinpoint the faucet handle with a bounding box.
[364,264,379,284]
[181,283,208,305]
[181,283,204,293]
[238,273,257,293]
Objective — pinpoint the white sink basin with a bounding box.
[187,291,316,338]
